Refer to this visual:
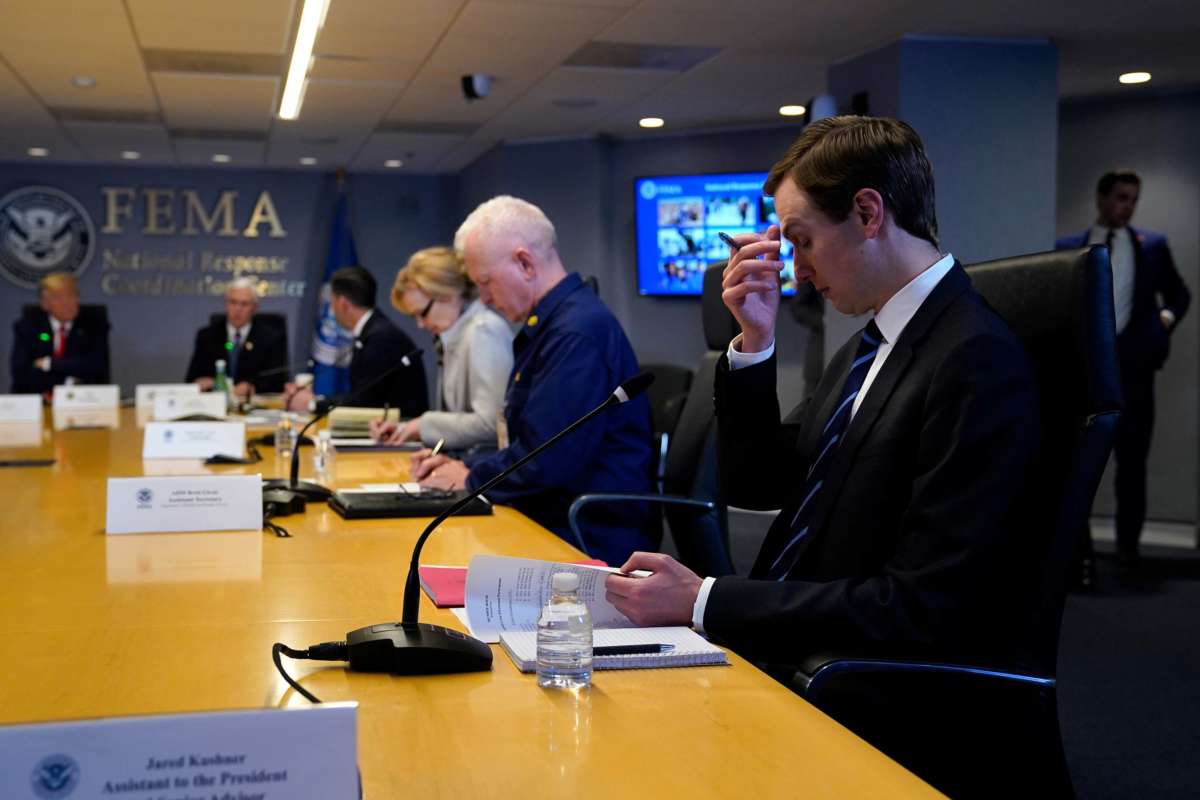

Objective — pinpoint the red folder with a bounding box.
[419,560,607,607]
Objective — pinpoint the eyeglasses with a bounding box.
[417,297,436,319]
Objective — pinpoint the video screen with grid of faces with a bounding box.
[634,172,796,297]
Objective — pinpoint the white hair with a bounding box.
[454,195,557,259]
[226,276,260,301]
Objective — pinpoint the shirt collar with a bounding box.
[873,252,956,345]
[439,298,481,349]
[352,308,374,339]
[50,316,71,334]
[521,273,582,338]
[1091,224,1128,240]
[226,321,251,341]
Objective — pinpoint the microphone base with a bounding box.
[262,478,331,502]
[346,621,493,675]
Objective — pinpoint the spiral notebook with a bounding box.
[499,626,728,672]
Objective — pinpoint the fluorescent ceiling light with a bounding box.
[121,150,140,160]
[28,147,49,157]
[1118,71,1151,85]
[639,117,665,129]
[779,105,806,117]
[212,154,231,163]
[300,156,317,165]
[71,75,96,88]
[384,159,403,168]
[279,0,331,120]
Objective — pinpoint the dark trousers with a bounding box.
[1113,358,1156,557]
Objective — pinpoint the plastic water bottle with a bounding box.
[274,412,295,457]
[536,572,592,690]
[213,358,233,411]
[313,429,336,478]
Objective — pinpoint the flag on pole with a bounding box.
[309,179,357,397]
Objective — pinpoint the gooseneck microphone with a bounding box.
[262,346,422,502]
[338,371,656,677]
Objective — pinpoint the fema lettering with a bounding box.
[30,753,81,799]
[100,188,286,239]
[0,186,95,289]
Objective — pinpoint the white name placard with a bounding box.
[106,474,262,534]
[153,392,227,421]
[143,421,245,459]
[0,703,357,800]
[0,394,42,424]
[136,383,200,411]
[52,384,119,410]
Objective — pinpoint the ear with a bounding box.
[513,247,538,280]
[853,188,885,239]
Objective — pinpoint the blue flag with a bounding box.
[310,189,357,396]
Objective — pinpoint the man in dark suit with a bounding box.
[10,272,110,395]
[283,266,428,416]
[606,117,1040,668]
[185,277,288,396]
[1057,171,1189,570]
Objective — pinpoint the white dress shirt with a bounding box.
[225,321,251,345]
[1088,225,1135,334]
[41,317,72,374]
[694,253,957,632]
[351,308,374,341]
[417,299,515,449]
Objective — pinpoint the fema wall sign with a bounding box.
[0,186,95,289]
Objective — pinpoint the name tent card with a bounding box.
[135,383,200,411]
[52,384,119,410]
[106,474,262,535]
[153,392,227,421]
[0,394,42,424]
[143,421,245,459]
[0,703,358,800]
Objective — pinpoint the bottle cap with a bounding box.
[552,572,580,592]
[215,359,226,369]
[318,430,331,442]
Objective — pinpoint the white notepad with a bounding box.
[499,626,728,672]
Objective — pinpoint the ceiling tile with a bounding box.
[316,0,465,61]
[154,73,279,131]
[173,138,265,167]
[352,131,471,173]
[127,0,293,55]
[63,122,174,163]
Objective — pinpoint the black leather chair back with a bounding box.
[966,246,1121,674]
[22,304,108,326]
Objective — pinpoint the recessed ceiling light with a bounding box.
[639,117,665,129]
[779,104,806,117]
[300,156,317,165]
[212,153,231,163]
[71,75,96,88]
[27,147,48,157]
[384,159,403,168]
[279,0,331,120]
[121,150,140,160]
[1118,71,1152,85]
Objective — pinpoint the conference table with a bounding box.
[0,409,940,798]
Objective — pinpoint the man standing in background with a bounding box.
[1058,170,1190,574]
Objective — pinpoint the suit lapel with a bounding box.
[786,264,972,567]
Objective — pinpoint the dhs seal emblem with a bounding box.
[30,753,80,798]
[0,186,95,289]
[136,487,153,506]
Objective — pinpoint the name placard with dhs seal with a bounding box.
[153,392,227,421]
[143,421,245,459]
[52,384,119,410]
[0,703,357,800]
[106,474,262,534]
[135,383,200,411]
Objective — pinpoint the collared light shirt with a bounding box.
[1088,225,1135,334]
[225,322,251,344]
[351,308,374,340]
[697,253,957,631]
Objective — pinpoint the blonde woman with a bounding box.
[369,246,514,451]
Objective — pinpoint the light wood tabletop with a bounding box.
[0,408,941,798]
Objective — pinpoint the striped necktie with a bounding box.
[228,330,242,380]
[766,319,884,580]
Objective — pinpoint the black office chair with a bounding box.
[640,363,693,489]
[790,247,1120,798]
[209,311,288,341]
[569,264,737,577]
[21,304,111,384]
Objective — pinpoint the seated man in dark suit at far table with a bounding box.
[11,272,110,395]
[283,266,428,416]
[185,277,288,397]
[606,116,1042,671]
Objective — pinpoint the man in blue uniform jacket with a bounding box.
[604,117,1040,671]
[1057,170,1190,570]
[412,196,654,566]
[11,272,110,395]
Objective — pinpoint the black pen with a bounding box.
[717,231,740,250]
[594,644,674,656]
[381,402,389,422]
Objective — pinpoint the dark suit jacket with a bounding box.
[1057,227,1189,370]
[707,265,1040,668]
[185,317,288,393]
[10,306,111,393]
[338,310,428,417]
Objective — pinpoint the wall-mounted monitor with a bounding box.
[634,171,796,297]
